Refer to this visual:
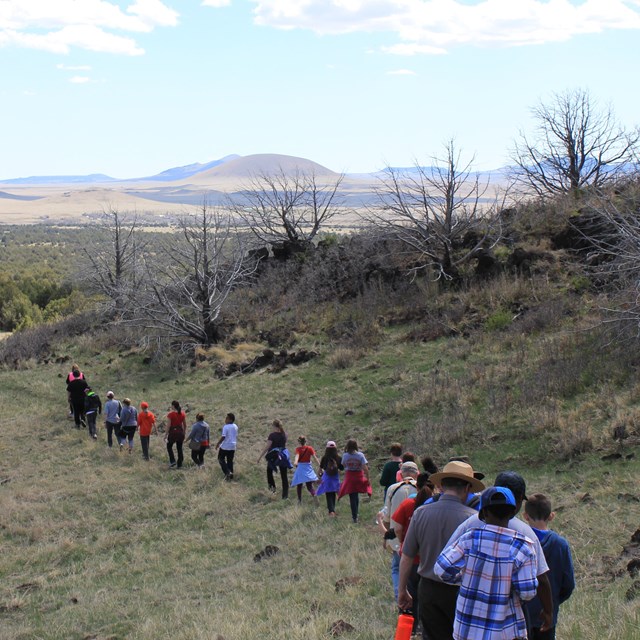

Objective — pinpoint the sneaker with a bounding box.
[169,462,177,468]
[119,443,124,451]
[328,511,336,517]
[228,472,233,480]
[92,434,97,440]
[269,486,277,494]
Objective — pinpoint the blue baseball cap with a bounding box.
[479,486,516,511]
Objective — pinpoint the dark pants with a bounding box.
[418,578,458,640]
[140,435,150,460]
[167,437,184,467]
[325,492,337,513]
[407,566,422,635]
[86,412,97,437]
[191,446,206,466]
[71,397,85,428]
[105,421,120,447]
[217,449,235,476]
[349,493,360,521]
[267,465,289,499]
[121,427,136,449]
[531,628,556,640]
[296,481,316,501]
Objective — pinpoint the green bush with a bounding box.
[484,309,512,331]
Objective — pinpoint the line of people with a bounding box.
[375,442,575,640]
[66,367,576,640]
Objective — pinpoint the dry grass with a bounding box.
[1,315,640,639]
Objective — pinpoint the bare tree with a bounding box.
[137,202,255,347]
[83,206,145,318]
[512,88,639,199]
[367,140,502,281]
[230,168,346,250]
[579,179,640,339]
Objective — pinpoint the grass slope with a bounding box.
[1,323,639,639]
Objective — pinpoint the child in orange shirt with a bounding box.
[137,402,157,461]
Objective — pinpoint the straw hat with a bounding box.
[429,461,485,492]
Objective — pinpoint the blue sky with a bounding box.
[1,0,639,180]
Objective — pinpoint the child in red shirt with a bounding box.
[291,435,321,504]
[137,402,157,461]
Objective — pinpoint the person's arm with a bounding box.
[293,451,300,466]
[535,571,554,631]
[512,553,538,602]
[312,453,321,467]
[559,542,576,604]
[257,439,273,463]
[362,463,370,483]
[434,541,465,585]
[215,436,225,449]
[397,553,415,611]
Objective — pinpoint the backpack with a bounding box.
[325,456,339,476]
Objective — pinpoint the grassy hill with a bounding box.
[1,214,640,639]
[1,308,639,639]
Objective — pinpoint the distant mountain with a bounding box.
[185,153,338,184]
[0,174,116,186]
[0,155,240,186]
[134,155,240,182]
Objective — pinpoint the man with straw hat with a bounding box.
[398,460,485,640]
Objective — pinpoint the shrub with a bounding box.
[485,309,512,331]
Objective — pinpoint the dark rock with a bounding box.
[617,493,640,503]
[335,576,362,592]
[254,544,280,562]
[601,452,622,461]
[613,424,628,441]
[627,559,640,578]
[329,620,355,636]
[625,580,640,601]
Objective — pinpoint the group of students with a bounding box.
[66,366,575,640]
[255,419,374,522]
[64,365,238,474]
[375,444,575,640]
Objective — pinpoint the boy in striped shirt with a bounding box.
[434,486,538,640]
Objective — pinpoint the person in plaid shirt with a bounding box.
[434,486,538,640]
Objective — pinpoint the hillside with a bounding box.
[1,220,640,639]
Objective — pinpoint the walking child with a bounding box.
[103,391,122,448]
[434,486,538,640]
[291,435,321,504]
[83,387,102,440]
[186,413,210,468]
[523,493,575,640]
[137,401,157,460]
[215,412,238,481]
[337,438,371,523]
[119,398,138,453]
[316,440,343,516]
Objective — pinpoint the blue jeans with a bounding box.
[391,551,400,601]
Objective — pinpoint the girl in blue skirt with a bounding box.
[291,435,321,504]
[316,440,344,516]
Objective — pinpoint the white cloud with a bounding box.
[57,63,92,71]
[0,0,179,55]
[249,0,640,54]
[386,68,416,75]
[201,0,232,7]
[69,75,91,83]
